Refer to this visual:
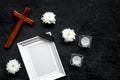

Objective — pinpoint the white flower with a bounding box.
[41,12,56,24]
[6,59,21,74]
[62,28,76,42]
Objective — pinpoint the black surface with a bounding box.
[0,0,120,80]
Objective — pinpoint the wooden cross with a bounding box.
[4,7,34,48]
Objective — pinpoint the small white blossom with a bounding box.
[62,28,76,42]
[6,59,21,74]
[41,12,56,24]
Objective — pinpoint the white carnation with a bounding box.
[62,28,76,42]
[6,59,21,74]
[41,12,56,24]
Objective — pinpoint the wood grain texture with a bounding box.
[4,7,34,48]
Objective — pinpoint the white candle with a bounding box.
[81,37,90,46]
[72,56,82,65]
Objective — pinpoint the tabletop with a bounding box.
[0,0,120,80]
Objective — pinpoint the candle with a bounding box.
[70,54,84,67]
[81,36,90,46]
[78,35,92,48]
[72,56,82,65]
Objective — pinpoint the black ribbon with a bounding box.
[39,33,54,42]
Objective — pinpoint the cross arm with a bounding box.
[13,11,34,25]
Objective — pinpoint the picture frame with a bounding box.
[17,36,66,80]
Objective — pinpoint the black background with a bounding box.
[0,0,120,80]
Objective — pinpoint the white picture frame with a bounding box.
[17,36,66,80]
